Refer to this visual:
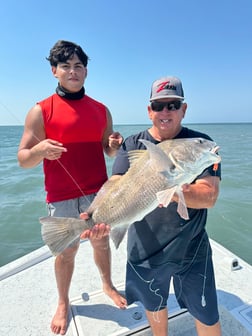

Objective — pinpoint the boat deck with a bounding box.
[0,237,252,335]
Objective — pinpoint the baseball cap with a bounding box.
[150,76,184,101]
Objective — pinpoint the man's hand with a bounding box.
[108,132,124,150]
[31,139,67,160]
[79,212,110,240]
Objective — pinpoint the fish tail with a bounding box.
[39,216,91,255]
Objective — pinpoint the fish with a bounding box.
[40,137,221,255]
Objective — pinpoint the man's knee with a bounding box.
[58,243,79,262]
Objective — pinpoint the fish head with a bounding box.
[167,138,221,174]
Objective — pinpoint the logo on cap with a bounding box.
[156,80,177,93]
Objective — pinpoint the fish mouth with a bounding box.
[212,145,220,153]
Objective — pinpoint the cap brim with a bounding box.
[150,95,185,102]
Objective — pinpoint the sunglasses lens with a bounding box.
[168,101,182,110]
[151,100,182,112]
[151,102,164,111]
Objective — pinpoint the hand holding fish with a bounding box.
[79,212,110,240]
[171,184,190,203]
[168,177,219,209]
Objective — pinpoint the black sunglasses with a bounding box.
[151,100,183,112]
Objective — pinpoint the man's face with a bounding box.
[52,53,87,92]
[148,98,186,133]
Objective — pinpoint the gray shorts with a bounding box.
[47,194,96,247]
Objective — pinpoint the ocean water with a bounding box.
[0,123,251,267]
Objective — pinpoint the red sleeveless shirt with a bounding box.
[39,94,108,202]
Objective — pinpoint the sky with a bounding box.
[0,0,251,125]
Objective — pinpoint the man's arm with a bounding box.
[17,104,67,168]
[102,108,123,157]
[173,175,220,209]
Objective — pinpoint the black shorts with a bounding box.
[125,255,219,326]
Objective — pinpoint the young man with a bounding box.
[18,40,126,335]
[110,76,222,336]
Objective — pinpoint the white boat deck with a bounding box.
[0,237,252,335]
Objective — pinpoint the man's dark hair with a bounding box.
[47,40,89,67]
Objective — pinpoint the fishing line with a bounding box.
[0,100,23,126]
[174,230,210,310]
[198,163,219,307]
[51,158,88,200]
[201,241,210,307]
[127,259,165,322]
[131,231,209,320]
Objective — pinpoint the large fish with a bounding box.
[40,138,221,255]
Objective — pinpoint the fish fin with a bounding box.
[39,216,90,256]
[110,224,129,249]
[156,187,190,220]
[176,189,189,220]
[156,186,177,207]
[139,139,174,172]
[128,150,147,167]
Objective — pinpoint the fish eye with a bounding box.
[171,163,176,171]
